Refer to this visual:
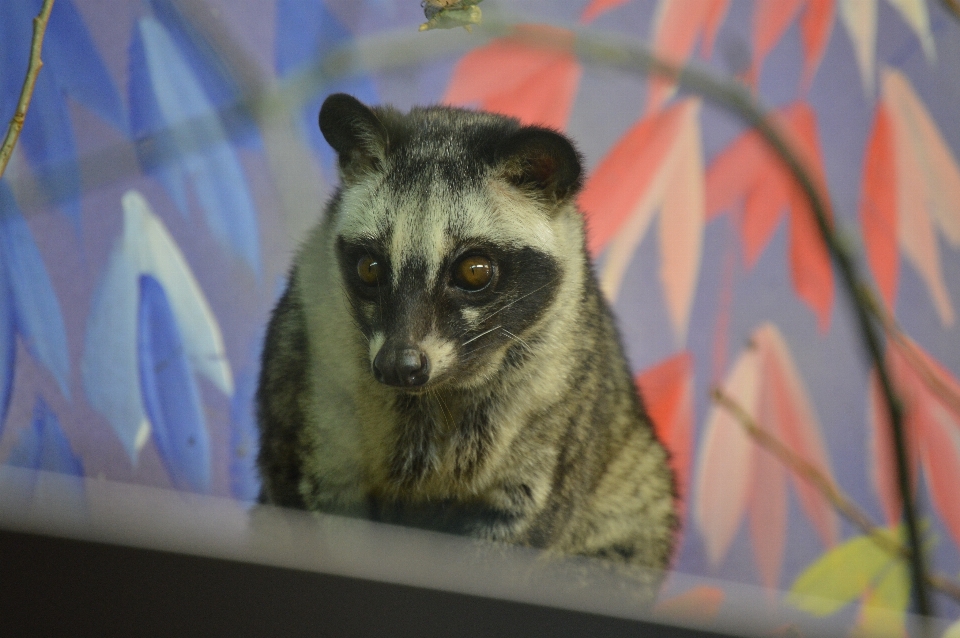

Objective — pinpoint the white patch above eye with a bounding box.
[369,332,386,366]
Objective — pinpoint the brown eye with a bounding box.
[453,255,494,291]
[357,255,382,286]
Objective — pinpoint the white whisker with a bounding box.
[479,277,558,323]
[461,324,502,347]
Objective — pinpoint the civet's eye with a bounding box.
[357,255,383,286]
[453,255,494,291]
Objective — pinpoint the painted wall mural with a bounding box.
[1,0,959,633]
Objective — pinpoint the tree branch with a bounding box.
[509,20,934,621]
[0,0,55,179]
[712,387,960,605]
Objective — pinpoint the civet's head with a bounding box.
[319,94,585,392]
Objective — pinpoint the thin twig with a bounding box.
[0,0,55,179]
[712,387,960,604]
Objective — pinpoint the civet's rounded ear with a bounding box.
[319,93,389,183]
[496,127,583,203]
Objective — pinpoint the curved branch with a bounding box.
[0,0,55,179]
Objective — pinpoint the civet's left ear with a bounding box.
[319,93,389,184]
[496,127,583,203]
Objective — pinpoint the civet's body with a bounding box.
[256,94,677,600]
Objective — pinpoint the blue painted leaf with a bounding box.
[0,251,14,434]
[228,365,261,502]
[129,24,189,214]
[275,0,378,180]
[82,191,233,463]
[17,56,83,225]
[131,18,262,276]
[44,0,126,132]
[147,0,258,147]
[7,398,84,477]
[0,182,70,398]
[137,273,211,493]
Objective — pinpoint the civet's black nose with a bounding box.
[373,344,430,387]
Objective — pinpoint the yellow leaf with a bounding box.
[788,532,895,616]
[854,562,909,638]
[943,617,960,638]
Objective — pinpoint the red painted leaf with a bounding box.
[756,324,839,548]
[882,68,960,326]
[741,166,789,267]
[647,0,730,112]
[749,0,836,90]
[749,430,787,590]
[658,106,705,340]
[706,103,834,329]
[789,190,834,332]
[860,103,899,313]
[748,0,804,86]
[887,337,960,548]
[705,127,767,221]
[636,352,695,514]
[442,25,582,131]
[868,347,921,528]
[694,343,760,566]
[780,105,834,331]
[580,0,630,23]
[654,586,725,622]
[799,0,835,90]
[701,0,730,58]
[918,402,960,549]
[580,101,689,255]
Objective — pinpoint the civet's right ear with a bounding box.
[319,93,389,184]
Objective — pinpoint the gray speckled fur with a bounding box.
[257,95,677,603]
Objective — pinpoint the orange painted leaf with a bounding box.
[694,343,760,566]
[636,352,695,513]
[442,25,582,131]
[580,0,630,23]
[581,102,689,256]
[654,586,725,622]
[756,324,839,548]
[647,0,730,112]
[860,102,899,313]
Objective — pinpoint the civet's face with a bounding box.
[334,177,561,392]
[319,94,583,392]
